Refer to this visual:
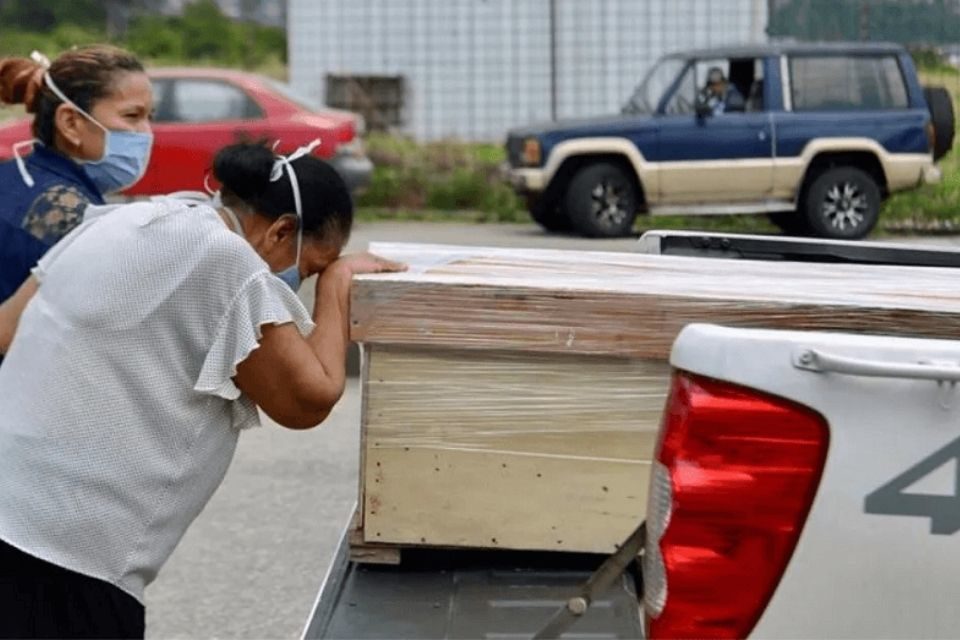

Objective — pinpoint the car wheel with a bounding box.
[564,162,639,238]
[801,167,881,240]
[767,211,810,236]
[527,195,572,233]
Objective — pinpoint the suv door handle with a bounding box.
[793,348,960,382]
[758,130,768,141]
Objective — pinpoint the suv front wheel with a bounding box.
[565,162,639,238]
[801,167,881,240]
[527,195,572,232]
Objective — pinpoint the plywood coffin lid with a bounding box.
[352,242,960,358]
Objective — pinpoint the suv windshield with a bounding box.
[623,57,687,115]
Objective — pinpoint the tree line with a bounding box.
[0,0,286,69]
[769,0,960,45]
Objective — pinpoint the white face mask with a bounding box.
[42,70,154,194]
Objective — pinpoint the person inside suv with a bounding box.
[700,67,745,115]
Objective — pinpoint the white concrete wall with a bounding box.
[288,0,768,141]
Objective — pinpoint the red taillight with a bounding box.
[644,372,829,639]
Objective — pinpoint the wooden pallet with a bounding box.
[346,508,402,565]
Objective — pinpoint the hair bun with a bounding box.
[0,57,46,112]
[212,142,276,202]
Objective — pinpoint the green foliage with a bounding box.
[0,0,106,33]
[178,0,239,61]
[0,0,286,69]
[769,0,960,44]
[356,134,526,220]
[0,23,105,57]
[122,0,286,68]
[124,15,184,60]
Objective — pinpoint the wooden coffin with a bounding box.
[349,242,960,556]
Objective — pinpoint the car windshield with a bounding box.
[623,57,687,115]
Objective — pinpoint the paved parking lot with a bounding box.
[145,222,960,639]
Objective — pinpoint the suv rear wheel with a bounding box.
[564,162,639,238]
[801,167,881,240]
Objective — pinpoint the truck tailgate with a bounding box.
[657,324,960,639]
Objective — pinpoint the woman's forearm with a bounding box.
[233,254,402,429]
[306,267,352,399]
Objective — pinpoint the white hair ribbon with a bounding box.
[267,138,320,265]
[269,137,322,218]
[268,138,321,183]
[30,51,52,70]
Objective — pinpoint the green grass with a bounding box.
[881,151,960,233]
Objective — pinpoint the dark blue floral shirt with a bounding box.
[0,145,104,303]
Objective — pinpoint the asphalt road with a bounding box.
[145,222,960,639]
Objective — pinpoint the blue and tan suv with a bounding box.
[504,43,954,239]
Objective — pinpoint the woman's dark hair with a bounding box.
[0,45,144,146]
[213,141,353,243]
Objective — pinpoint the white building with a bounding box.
[288,0,768,141]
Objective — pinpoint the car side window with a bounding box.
[790,55,909,111]
[663,67,697,115]
[150,79,174,123]
[744,59,766,112]
[878,57,909,108]
[168,80,264,123]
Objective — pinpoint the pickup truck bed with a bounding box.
[302,517,644,639]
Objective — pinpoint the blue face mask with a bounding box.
[42,70,153,194]
[82,129,154,194]
[273,222,303,291]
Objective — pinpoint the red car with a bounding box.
[0,67,372,195]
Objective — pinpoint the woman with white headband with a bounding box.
[0,140,404,639]
[0,45,154,317]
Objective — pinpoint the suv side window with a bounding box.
[790,55,909,111]
[168,80,264,123]
[690,58,763,114]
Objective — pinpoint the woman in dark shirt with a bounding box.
[0,45,153,305]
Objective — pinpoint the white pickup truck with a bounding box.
[641,232,960,639]
[305,231,960,640]
[646,323,960,639]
